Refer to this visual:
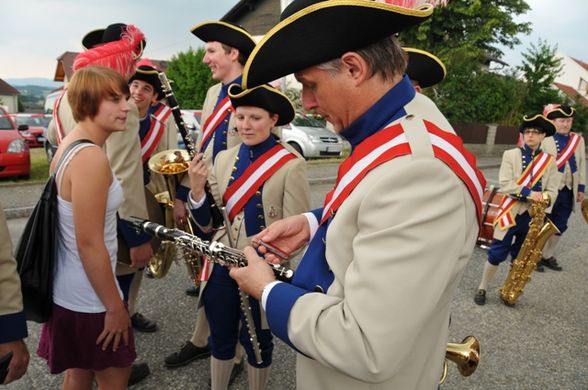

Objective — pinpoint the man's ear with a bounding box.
[340,52,368,86]
[229,48,240,62]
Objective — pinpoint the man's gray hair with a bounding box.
[316,35,407,81]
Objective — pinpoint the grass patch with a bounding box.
[0,148,49,187]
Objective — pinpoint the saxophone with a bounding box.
[499,193,560,306]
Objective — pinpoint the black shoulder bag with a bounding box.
[15,139,93,323]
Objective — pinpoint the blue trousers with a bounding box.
[547,187,573,235]
[202,265,273,368]
[488,211,532,265]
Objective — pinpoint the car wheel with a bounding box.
[288,142,304,158]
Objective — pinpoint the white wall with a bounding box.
[0,95,18,113]
[556,53,588,98]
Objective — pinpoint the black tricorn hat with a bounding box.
[545,104,575,120]
[242,0,433,88]
[228,84,295,126]
[520,114,556,137]
[128,63,164,101]
[82,23,146,54]
[404,48,446,89]
[190,21,256,59]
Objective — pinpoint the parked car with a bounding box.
[0,111,31,179]
[281,114,344,158]
[42,117,57,163]
[11,113,51,148]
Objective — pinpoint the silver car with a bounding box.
[281,114,344,158]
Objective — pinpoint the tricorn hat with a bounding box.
[81,23,146,56]
[404,48,446,89]
[242,0,433,88]
[190,21,256,59]
[228,84,295,126]
[545,104,575,120]
[520,114,556,137]
[128,61,164,101]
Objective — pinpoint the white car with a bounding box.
[281,114,344,159]
[178,109,202,149]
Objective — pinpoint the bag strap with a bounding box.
[53,139,95,194]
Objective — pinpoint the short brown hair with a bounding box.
[221,43,247,66]
[67,66,130,122]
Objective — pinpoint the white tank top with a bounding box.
[52,143,124,313]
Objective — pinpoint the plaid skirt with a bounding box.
[37,303,136,374]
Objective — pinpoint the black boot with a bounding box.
[128,362,150,387]
[164,341,211,368]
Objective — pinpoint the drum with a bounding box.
[477,186,505,248]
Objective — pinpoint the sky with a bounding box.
[0,0,586,82]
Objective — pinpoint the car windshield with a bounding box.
[293,115,326,127]
[0,116,14,130]
[14,116,47,127]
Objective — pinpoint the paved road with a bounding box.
[4,159,588,389]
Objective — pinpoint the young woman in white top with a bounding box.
[37,66,135,390]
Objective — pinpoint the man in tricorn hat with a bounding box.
[163,21,255,382]
[228,1,486,388]
[539,104,586,271]
[46,22,153,387]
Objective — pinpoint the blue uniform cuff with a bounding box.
[579,184,585,194]
[266,282,309,351]
[310,208,322,221]
[0,311,28,343]
[175,185,190,202]
[118,218,151,247]
[519,187,531,198]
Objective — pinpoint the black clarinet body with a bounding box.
[126,217,294,283]
[158,72,223,228]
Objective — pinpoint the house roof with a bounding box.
[570,57,588,72]
[53,51,169,82]
[555,82,588,107]
[222,0,259,22]
[0,79,20,95]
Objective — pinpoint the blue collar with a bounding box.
[521,144,542,156]
[219,75,243,100]
[340,75,415,149]
[239,135,278,162]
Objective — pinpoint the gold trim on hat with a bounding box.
[548,107,576,118]
[403,47,447,78]
[189,20,255,43]
[243,0,433,87]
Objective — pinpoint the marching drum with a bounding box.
[477,186,505,248]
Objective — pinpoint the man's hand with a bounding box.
[253,215,310,264]
[0,340,29,384]
[529,191,543,202]
[229,247,277,300]
[577,192,585,203]
[173,199,188,225]
[130,242,153,268]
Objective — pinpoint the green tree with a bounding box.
[400,0,531,59]
[165,47,214,109]
[517,39,563,115]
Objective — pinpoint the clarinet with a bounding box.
[157,72,223,228]
[125,217,294,283]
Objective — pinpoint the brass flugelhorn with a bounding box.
[147,149,194,279]
[581,198,588,224]
[439,335,481,384]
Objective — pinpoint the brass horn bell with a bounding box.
[439,335,480,384]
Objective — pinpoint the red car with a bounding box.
[0,110,31,179]
[11,113,51,148]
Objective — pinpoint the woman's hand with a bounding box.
[188,153,208,202]
[96,303,130,352]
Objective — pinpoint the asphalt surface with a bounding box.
[3,152,588,389]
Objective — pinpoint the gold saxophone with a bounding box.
[499,193,560,306]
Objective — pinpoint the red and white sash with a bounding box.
[555,133,580,170]
[223,144,296,221]
[200,96,232,152]
[321,121,486,225]
[141,104,172,162]
[53,90,67,145]
[495,151,554,230]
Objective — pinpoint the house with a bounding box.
[0,78,20,113]
[52,51,169,84]
[554,53,588,107]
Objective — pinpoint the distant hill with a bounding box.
[5,78,63,89]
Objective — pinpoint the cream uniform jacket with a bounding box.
[0,205,27,343]
[542,134,586,211]
[195,142,310,300]
[144,109,180,197]
[47,92,149,221]
[264,90,480,390]
[493,147,560,240]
